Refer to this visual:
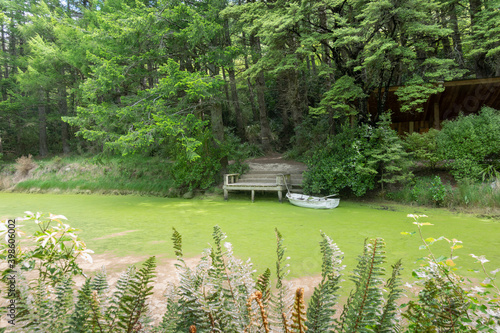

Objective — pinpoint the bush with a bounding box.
[303,124,377,196]
[404,128,440,169]
[437,106,500,181]
[429,175,448,205]
[368,113,413,191]
[15,154,37,177]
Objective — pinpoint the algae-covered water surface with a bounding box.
[1,192,499,280]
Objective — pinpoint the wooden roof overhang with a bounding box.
[368,77,500,134]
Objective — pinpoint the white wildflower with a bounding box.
[486,309,500,318]
[470,254,490,264]
[471,286,485,293]
[49,213,68,221]
[76,248,94,263]
[36,231,58,248]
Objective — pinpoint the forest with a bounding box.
[0,0,499,196]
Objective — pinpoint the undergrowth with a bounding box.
[1,155,177,196]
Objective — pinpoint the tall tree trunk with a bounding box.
[211,100,228,174]
[242,32,259,123]
[39,90,49,157]
[1,22,8,100]
[277,73,292,145]
[319,5,335,133]
[223,18,245,140]
[449,1,464,67]
[250,33,272,151]
[228,67,245,140]
[221,67,231,110]
[469,0,489,78]
[310,55,317,76]
[59,82,71,154]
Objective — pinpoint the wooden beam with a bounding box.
[434,102,440,129]
[372,76,500,93]
[443,77,500,88]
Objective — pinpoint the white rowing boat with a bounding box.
[286,192,340,209]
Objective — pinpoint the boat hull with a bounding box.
[286,193,340,209]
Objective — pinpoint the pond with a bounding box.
[1,192,499,280]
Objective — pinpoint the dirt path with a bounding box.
[245,153,307,173]
[75,253,323,325]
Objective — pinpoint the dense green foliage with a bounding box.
[404,129,440,169]
[437,106,500,181]
[303,125,377,196]
[1,0,499,189]
[303,114,413,196]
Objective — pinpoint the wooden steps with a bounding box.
[223,159,306,201]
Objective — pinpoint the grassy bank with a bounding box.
[0,155,179,196]
[2,154,499,213]
[386,174,500,210]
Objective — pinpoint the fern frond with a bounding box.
[154,284,180,333]
[246,291,270,333]
[117,256,156,332]
[172,227,183,259]
[175,252,212,331]
[403,270,469,332]
[291,288,307,333]
[269,228,294,332]
[104,265,136,330]
[51,277,74,331]
[68,278,94,333]
[90,267,109,294]
[306,232,344,332]
[375,259,403,333]
[339,238,387,333]
[256,268,272,306]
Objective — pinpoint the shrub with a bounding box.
[0,212,93,284]
[404,128,440,169]
[303,124,377,196]
[429,175,448,205]
[437,106,500,181]
[403,215,500,332]
[409,176,448,206]
[15,154,37,177]
[168,127,223,192]
[368,113,413,192]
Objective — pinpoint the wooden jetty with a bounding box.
[223,172,304,202]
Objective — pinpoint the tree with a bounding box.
[368,113,412,192]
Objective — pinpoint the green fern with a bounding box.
[269,228,294,332]
[68,278,95,333]
[404,271,470,332]
[117,256,156,332]
[306,232,344,332]
[105,266,136,331]
[154,284,181,333]
[256,268,272,306]
[375,259,403,333]
[172,227,183,259]
[338,238,387,333]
